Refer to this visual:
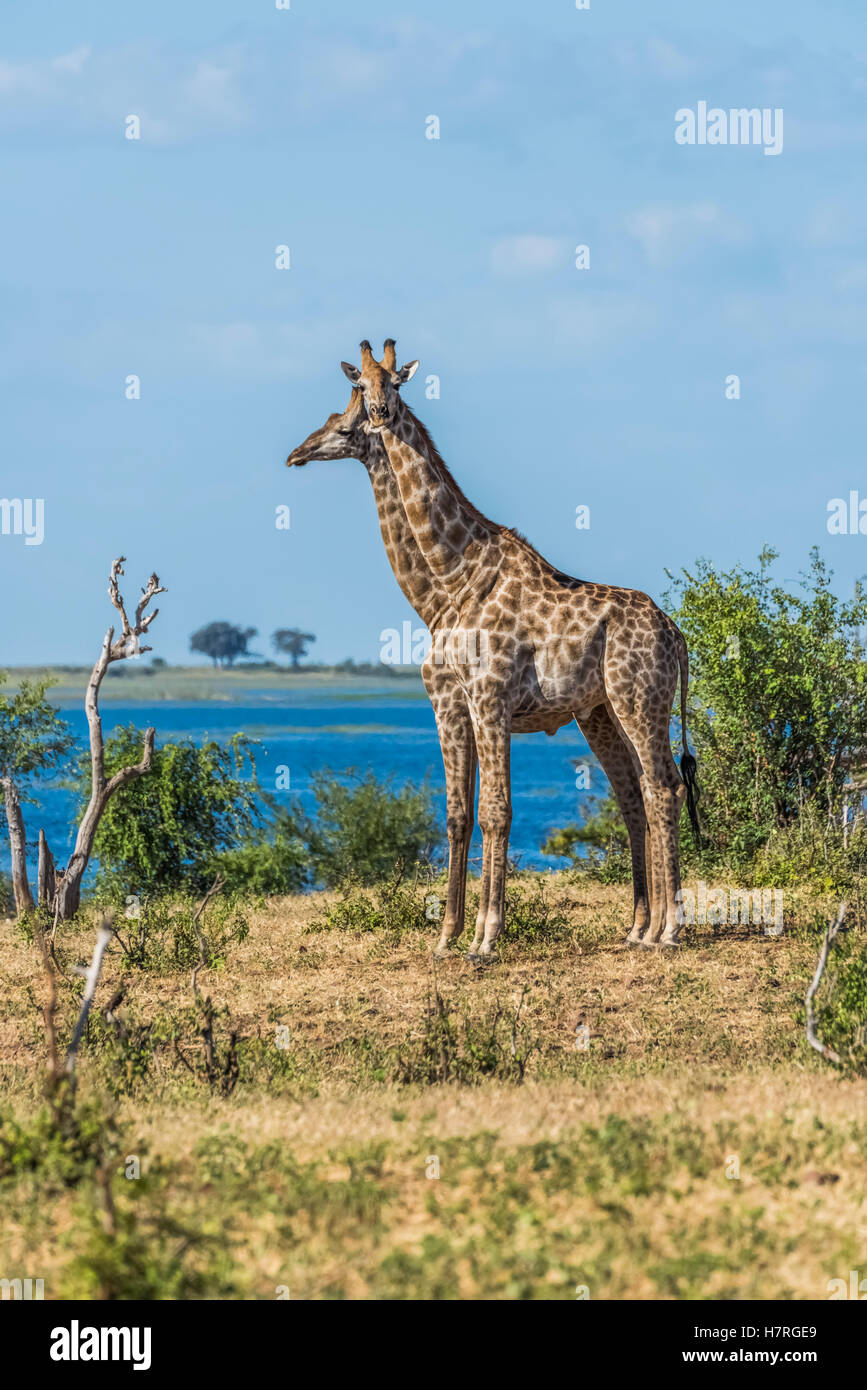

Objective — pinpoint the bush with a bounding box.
[289,769,442,888]
[84,728,261,898]
[393,985,538,1085]
[811,926,867,1073]
[215,818,307,897]
[0,1099,115,1190]
[0,873,15,916]
[308,874,433,937]
[664,547,867,865]
[112,895,250,972]
[541,793,632,883]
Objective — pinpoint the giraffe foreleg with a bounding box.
[432,697,477,957]
[466,836,491,960]
[472,709,512,960]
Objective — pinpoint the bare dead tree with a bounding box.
[37,827,55,909]
[805,902,848,1066]
[48,559,167,921]
[2,776,34,914]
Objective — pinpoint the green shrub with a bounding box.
[0,873,16,917]
[664,547,867,865]
[811,926,867,1072]
[59,1167,240,1300]
[83,1006,172,1098]
[215,817,308,897]
[394,985,538,1085]
[291,769,442,888]
[83,728,261,898]
[542,793,632,884]
[308,874,433,937]
[111,895,249,972]
[0,1099,115,1190]
[502,878,588,942]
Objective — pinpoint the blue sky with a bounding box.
[1,0,866,664]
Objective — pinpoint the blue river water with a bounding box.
[23,685,595,884]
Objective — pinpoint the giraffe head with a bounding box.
[340,339,418,428]
[286,388,369,467]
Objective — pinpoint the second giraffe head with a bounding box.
[340,338,419,428]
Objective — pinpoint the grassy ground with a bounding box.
[0,876,864,1300]
[3,665,425,704]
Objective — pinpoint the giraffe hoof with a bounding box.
[476,951,500,965]
[626,937,643,949]
[660,939,681,951]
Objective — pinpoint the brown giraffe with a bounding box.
[288,342,698,955]
[286,365,651,952]
[336,340,700,958]
[287,382,476,951]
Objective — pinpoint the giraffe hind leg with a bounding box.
[575,706,650,942]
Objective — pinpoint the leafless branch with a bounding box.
[190,875,225,994]
[805,902,847,1066]
[49,558,167,920]
[65,917,114,1076]
[106,559,166,658]
[31,912,60,1080]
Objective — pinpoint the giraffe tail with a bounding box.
[676,631,702,849]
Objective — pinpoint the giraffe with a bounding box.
[287,381,476,952]
[334,340,700,959]
[287,343,688,954]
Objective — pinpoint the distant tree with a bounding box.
[272,628,316,669]
[0,674,74,915]
[190,621,258,668]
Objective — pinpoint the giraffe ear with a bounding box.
[340,361,361,384]
[395,360,419,384]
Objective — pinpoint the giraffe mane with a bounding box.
[401,404,584,585]
[401,404,498,535]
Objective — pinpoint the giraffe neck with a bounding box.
[363,433,452,631]
[378,404,501,607]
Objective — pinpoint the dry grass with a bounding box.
[0,875,865,1300]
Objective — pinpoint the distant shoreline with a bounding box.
[3,665,427,705]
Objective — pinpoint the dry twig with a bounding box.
[805,902,847,1066]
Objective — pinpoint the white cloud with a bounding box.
[490,235,565,276]
[51,45,92,76]
[802,202,860,249]
[0,42,250,141]
[646,38,696,80]
[835,261,867,292]
[0,45,91,96]
[625,203,744,268]
[611,37,696,80]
